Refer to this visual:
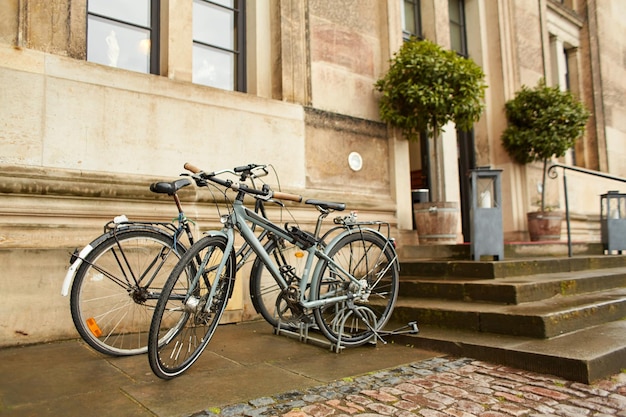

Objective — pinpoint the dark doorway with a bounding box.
[457,129,476,242]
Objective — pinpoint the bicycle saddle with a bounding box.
[150,178,193,196]
[305,199,346,212]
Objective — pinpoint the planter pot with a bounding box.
[527,211,563,242]
[413,202,459,245]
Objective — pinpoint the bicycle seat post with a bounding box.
[313,208,330,239]
[172,193,184,216]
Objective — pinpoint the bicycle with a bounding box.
[62,165,296,356]
[147,163,400,379]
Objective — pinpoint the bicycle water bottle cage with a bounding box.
[285,224,317,249]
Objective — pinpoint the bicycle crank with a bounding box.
[275,286,306,324]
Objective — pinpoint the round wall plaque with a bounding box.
[348,152,363,171]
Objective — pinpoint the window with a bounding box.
[87,0,160,74]
[401,0,422,41]
[193,0,246,91]
[449,0,467,56]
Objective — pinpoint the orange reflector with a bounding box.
[86,318,103,337]
[295,251,304,258]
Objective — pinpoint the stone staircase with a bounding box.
[388,242,626,383]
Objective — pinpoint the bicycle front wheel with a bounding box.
[70,229,185,356]
[312,231,399,347]
[148,235,235,379]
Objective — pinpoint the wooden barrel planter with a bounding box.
[527,211,563,241]
[413,202,459,244]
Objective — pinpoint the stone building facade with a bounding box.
[0,0,624,346]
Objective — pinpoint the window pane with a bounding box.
[211,0,234,7]
[448,0,461,24]
[88,16,151,73]
[403,1,417,34]
[193,44,235,90]
[88,0,150,27]
[193,0,234,49]
[450,24,462,54]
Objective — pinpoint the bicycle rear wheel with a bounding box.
[148,235,235,379]
[70,228,185,356]
[249,237,307,328]
[312,231,399,347]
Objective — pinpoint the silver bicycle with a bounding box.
[147,163,401,379]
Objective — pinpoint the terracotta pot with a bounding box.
[413,202,459,245]
[527,211,563,242]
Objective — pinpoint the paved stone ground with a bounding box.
[190,357,626,417]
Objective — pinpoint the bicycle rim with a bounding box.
[70,229,184,356]
[148,235,235,379]
[312,231,399,347]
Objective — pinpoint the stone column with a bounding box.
[163,0,193,82]
[279,0,310,104]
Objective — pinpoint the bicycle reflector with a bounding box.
[86,318,103,337]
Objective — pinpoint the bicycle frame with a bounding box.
[197,196,380,315]
[62,188,272,298]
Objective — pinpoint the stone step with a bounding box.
[397,242,607,261]
[391,287,626,338]
[399,267,626,304]
[387,250,626,384]
[386,320,626,384]
[399,255,626,280]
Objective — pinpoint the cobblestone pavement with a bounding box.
[190,357,626,417]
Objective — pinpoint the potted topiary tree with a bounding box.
[501,80,590,241]
[375,38,486,243]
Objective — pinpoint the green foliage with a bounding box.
[375,38,486,141]
[501,80,590,211]
[501,80,590,164]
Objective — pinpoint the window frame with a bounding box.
[192,0,246,92]
[86,0,160,74]
[448,0,467,57]
[402,0,422,41]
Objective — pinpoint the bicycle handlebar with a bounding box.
[183,162,202,174]
[183,162,303,203]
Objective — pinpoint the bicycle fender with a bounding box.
[309,227,400,294]
[61,223,177,296]
[61,244,94,296]
[355,227,400,269]
[341,227,400,265]
[60,228,119,297]
[203,230,228,239]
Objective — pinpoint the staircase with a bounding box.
[389,242,626,383]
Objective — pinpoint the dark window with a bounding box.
[87,0,159,74]
[402,0,422,40]
[449,0,467,56]
[193,0,246,92]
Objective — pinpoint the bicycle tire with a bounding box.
[148,235,235,379]
[249,237,307,328]
[70,228,186,356]
[311,230,399,347]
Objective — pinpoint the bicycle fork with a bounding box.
[184,232,236,317]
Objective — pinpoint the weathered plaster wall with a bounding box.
[595,1,626,177]
[308,0,385,121]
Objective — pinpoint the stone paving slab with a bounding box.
[191,357,626,417]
